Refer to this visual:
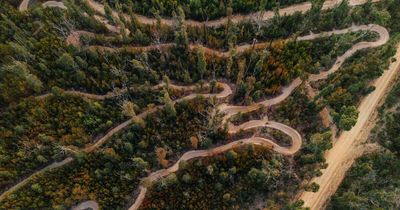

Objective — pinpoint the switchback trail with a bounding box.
[10,1,391,210]
[128,120,302,210]
[22,0,380,25]
[85,0,381,28]
[0,157,74,202]
[43,23,390,111]
[66,24,388,61]
[0,81,231,202]
[126,24,389,210]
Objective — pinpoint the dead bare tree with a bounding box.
[196,97,225,144]
[53,16,76,39]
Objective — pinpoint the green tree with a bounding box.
[225,150,238,160]
[182,173,192,183]
[196,47,206,79]
[247,168,269,189]
[56,53,77,72]
[174,7,189,51]
[254,50,269,74]
[104,2,114,23]
[337,106,359,130]
[31,183,42,193]
[131,157,149,170]
[121,100,138,118]
[0,61,42,105]
[226,51,233,77]
[226,3,237,48]
[244,76,256,104]
[162,90,177,118]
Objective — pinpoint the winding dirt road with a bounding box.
[19,0,66,11]
[12,0,393,210]
[36,88,126,100]
[0,157,74,202]
[125,24,389,209]
[128,121,301,210]
[299,43,400,209]
[305,24,390,81]
[0,81,232,202]
[67,24,387,62]
[85,0,380,28]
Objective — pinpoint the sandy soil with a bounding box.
[299,43,400,209]
[11,1,391,210]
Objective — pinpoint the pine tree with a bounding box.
[244,76,256,104]
[104,2,114,24]
[121,100,137,118]
[226,0,237,48]
[196,47,206,80]
[163,89,177,118]
[236,58,246,87]
[174,7,189,51]
[162,75,171,91]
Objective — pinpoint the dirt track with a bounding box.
[128,114,303,210]
[125,24,389,209]
[19,0,66,11]
[299,43,400,209]
[42,1,66,9]
[0,157,74,202]
[85,0,380,27]
[71,200,99,210]
[18,0,30,11]
[12,0,394,210]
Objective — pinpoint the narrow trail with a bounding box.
[42,1,66,10]
[67,24,388,62]
[34,80,231,101]
[12,1,391,210]
[305,24,389,81]
[141,121,301,186]
[85,0,380,28]
[126,24,389,210]
[71,200,99,210]
[0,157,74,202]
[0,81,232,202]
[128,121,301,210]
[36,88,126,100]
[299,43,400,210]
[19,0,66,11]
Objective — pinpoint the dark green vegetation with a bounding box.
[0,97,221,209]
[329,152,400,209]
[141,89,333,209]
[101,0,307,21]
[0,93,123,190]
[324,2,400,207]
[140,147,292,209]
[1,0,400,209]
[328,76,400,210]
[315,38,397,131]
[0,1,107,107]
[82,0,386,50]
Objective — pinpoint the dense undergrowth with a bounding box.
[328,75,400,210]
[1,0,400,209]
